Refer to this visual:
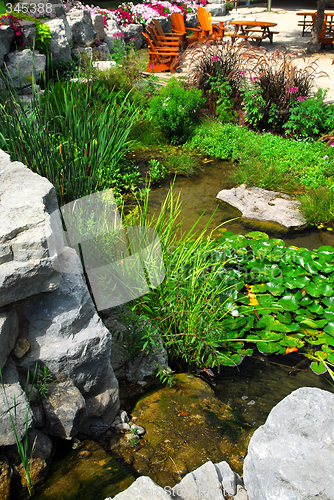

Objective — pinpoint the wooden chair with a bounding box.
[146,25,180,48]
[152,18,185,42]
[197,6,224,41]
[170,12,201,46]
[142,32,180,73]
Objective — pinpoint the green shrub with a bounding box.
[50,58,80,82]
[149,77,204,144]
[284,88,334,138]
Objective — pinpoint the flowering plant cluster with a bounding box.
[0,14,25,47]
[65,0,207,27]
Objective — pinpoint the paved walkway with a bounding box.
[220,0,334,101]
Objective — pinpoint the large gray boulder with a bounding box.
[92,14,106,40]
[42,379,86,439]
[66,9,96,47]
[122,23,144,49]
[0,310,19,370]
[205,3,227,16]
[0,153,61,309]
[3,49,46,88]
[243,387,334,500]
[45,17,72,63]
[20,20,37,48]
[0,26,14,67]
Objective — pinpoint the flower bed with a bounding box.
[64,0,207,26]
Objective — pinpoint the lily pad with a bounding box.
[310,361,327,375]
[284,276,310,289]
[277,294,299,311]
[305,283,334,298]
[324,322,334,337]
[257,341,282,354]
[307,302,324,315]
[245,231,270,240]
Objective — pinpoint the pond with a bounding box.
[145,159,334,250]
[20,161,334,499]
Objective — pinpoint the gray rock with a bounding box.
[175,461,225,500]
[0,26,14,67]
[20,20,37,48]
[234,485,248,500]
[0,310,19,369]
[45,17,72,63]
[204,4,227,16]
[108,476,172,499]
[122,23,144,49]
[84,372,120,429]
[185,13,199,29]
[119,410,129,423]
[130,424,145,436]
[216,184,306,229]
[215,460,242,497]
[114,423,131,432]
[28,429,53,462]
[3,49,46,87]
[154,16,172,34]
[67,10,96,47]
[92,14,106,40]
[94,41,109,61]
[72,46,93,61]
[0,360,33,446]
[20,249,118,396]
[243,387,334,500]
[42,379,86,439]
[0,154,61,309]
[31,405,45,428]
[207,0,226,4]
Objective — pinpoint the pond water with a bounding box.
[145,159,334,250]
[21,161,334,498]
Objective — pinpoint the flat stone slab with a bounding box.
[216,184,306,229]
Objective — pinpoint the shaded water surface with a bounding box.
[146,160,334,249]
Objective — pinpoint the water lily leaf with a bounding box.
[280,336,304,348]
[302,261,319,274]
[257,341,282,354]
[300,319,327,330]
[252,283,267,293]
[323,311,334,321]
[257,294,280,310]
[306,283,334,297]
[269,246,286,262]
[322,296,334,307]
[281,265,310,278]
[276,312,292,324]
[307,302,324,315]
[324,322,334,337]
[299,296,313,306]
[245,231,270,240]
[310,361,327,375]
[277,295,299,311]
[221,353,243,366]
[246,334,261,341]
[322,334,334,347]
[257,330,283,341]
[265,281,285,296]
[312,260,334,274]
[327,350,334,363]
[284,276,310,289]
[318,245,334,256]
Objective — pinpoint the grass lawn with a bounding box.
[0,0,7,14]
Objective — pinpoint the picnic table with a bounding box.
[227,20,278,46]
[297,11,334,39]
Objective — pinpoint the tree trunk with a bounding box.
[307,0,327,53]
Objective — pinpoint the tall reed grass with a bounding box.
[0,78,139,205]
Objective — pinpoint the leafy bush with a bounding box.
[184,38,246,97]
[207,67,238,123]
[238,47,326,131]
[149,77,204,144]
[49,58,80,82]
[284,88,334,138]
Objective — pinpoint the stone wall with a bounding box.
[0,149,119,450]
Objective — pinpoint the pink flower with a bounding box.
[331,143,334,147]
[251,76,258,82]
[130,37,136,41]
[212,56,219,62]
[297,96,306,102]
[241,102,245,106]
[240,71,246,76]
[324,155,329,160]
[288,87,298,93]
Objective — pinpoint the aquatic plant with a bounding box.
[0,364,38,496]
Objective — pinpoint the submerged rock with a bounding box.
[217,184,306,229]
[243,387,334,500]
[108,374,252,486]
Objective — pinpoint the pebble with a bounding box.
[130,424,146,436]
[120,410,129,423]
[115,423,131,432]
[241,396,248,400]
[247,400,255,405]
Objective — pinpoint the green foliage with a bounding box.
[35,22,52,54]
[148,158,167,183]
[149,78,204,144]
[35,365,53,402]
[0,364,38,496]
[50,58,80,82]
[284,88,334,138]
[225,1,234,10]
[240,78,266,129]
[0,80,140,206]
[207,69,237,123]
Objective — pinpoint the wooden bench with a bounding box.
[297,20,313,36]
